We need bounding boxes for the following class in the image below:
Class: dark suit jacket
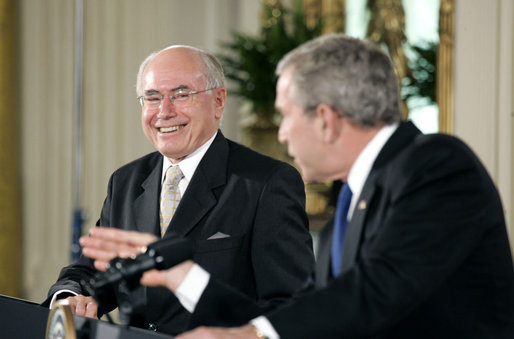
[44,131,315,335]
[192,122,514,338]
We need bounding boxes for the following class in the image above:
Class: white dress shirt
[346,123,399,219]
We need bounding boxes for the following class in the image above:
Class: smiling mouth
[159,125,185,133]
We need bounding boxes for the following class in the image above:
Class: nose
[158,96,177,118]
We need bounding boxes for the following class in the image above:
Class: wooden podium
[0,294,172,338]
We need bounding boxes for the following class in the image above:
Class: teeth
[160,125,183,133]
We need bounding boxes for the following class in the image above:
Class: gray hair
[276,33,402,128]
[136,45,225,96]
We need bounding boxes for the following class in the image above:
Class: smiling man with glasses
[43,45,315,336]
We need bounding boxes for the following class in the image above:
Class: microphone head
[146,235,193,270]
[83,234,194,309]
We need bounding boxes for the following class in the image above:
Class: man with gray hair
[140,34,514,338]
[43,45,315,336]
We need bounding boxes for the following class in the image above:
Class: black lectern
[0,294,172,339]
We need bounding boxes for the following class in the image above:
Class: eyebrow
[171,85,189,92]
[144,85,190,96]
[144,89,160,95]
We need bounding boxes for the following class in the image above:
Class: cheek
[280,117,297,138]
[141,110,154,127]
[290,120,308,145]
[278,122,288,143]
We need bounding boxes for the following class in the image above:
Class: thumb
[140,269,166,287]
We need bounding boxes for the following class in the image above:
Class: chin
[300,171,313,182]
[157,148,179,159]
[301,170,325,184]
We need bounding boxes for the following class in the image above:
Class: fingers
[176,325,257,339]
[176,326,218,339]
[80,227,159,265]
[140,269,167,287]
[140,260,194,292]
[65,295,98,319]
[93,259,110,272]
[81,244,118,262]
[80,234,141,258]
[89,227,158,247]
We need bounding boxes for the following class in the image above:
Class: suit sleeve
[267,136,509,338]
[189,278,265,328]
[251,162,315,306]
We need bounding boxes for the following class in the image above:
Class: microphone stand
[79,235,193,329]
[81,256,149,329]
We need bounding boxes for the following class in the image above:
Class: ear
[214,87,227,119]
[316,104,343,143]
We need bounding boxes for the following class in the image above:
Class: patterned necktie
[160,165,184,236]
[331,183,353,277]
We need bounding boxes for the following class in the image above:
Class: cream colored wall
[454,0,514,252]
[19,0,260,302]
[19,0,74,302]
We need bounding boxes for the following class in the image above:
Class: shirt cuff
[49,289,78,309]
[251,316,280,339]
[175,263,210,313]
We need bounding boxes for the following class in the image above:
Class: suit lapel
[166,131,228,237]
[134,155,163,235]
[340,176,377,273]
[315,216,335,288]
[339,121,421,273]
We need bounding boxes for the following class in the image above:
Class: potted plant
[218,1,343,218]
[218,0,328,158]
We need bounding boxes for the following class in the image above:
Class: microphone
[81,235,193,294]
[79,235,193,326]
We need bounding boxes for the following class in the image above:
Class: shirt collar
[347,123,398,217]
[161,131,218,183]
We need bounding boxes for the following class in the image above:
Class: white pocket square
[207,232,230,240]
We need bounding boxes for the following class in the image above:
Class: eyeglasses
[137,87,218,108]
